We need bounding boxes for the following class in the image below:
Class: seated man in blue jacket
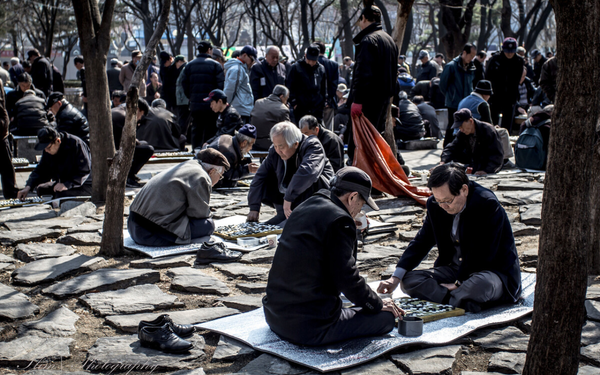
[378,163,521,312]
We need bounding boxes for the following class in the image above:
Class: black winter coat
[161,64,180,108]
[397,182,522,304]
[264,189,383,345]
[180,54,225,112]
[485,53,524,105]
[533,56,547,85]
[11,95,49,136]
[249,60,286,102]
[315,125,344,172]
[6,86,46,120]
[52,66,65,94]
[350,23,398,106]
[416,60,439,82]
[55,101,90,144]
[441,118,504,173]
[137,107,180,151]
[207,134,251,187]
[30,56,53,96]
[286,60,327,115]
[214,104,243,140]
[318,55,339,108]
[107,67,123,94]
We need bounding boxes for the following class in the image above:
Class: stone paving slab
[586,300,600,321]
[582,343,600,367]
[59,201,97,217]
[497,191,543,206]
[217,295,263,312]
[12,254,106,286]
[86,333,205,372]
[0,335,74,367]
[236,282,267,293]
[15,243,77,262]
[56,232,103,246]
[234,353,321,375]
[0,228,63,246]
[212,263,270,281]
[511,222,540,237]
[240,249,276,264]
[4,217,85,231]
[398,231,418,241]
[391,345,460,374]
[581,320,600,346]
[471,326,529,352]
[579,366,600,375]
[79,284,184,316]
[0,282,39,320]
[367,206,423,217]
[130,254,195,269]
[0,206,56,224]
[212,335,254,362]
[519,204,542,226]
[487,351,526,374]
[106,307,240,333]
[363,232,396,244]
[168,267,231,296]
[356,246,402,270]
[382,215,416,224]
[341,358,401,374]
[496,181,544,191]
[66,221,104,234]
[42,268,161,299]
[20,306,79,337]
[588,286,600,300]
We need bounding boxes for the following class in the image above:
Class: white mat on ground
[197,273,536,373]
[123,215,270,258]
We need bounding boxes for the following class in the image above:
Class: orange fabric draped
[352,114,431,206]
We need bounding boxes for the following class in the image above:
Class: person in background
[250,84,290,151]
[107,58,123,94]
[434,53,445,75]
[120,50,147,98]
[145,72,163,105]
[413,95,440,139]
[46,92,90,145]
[473,51,486,88]
[286,45,327,124]
[207,124,259,187]
[0,78,18,198]
[212,48,226,68]
[416,50,439,82]
[27,49,53,97]
[398,55,410,75]
[299,115,344,172]
[73,56,87,109]
[9,57,24,88]
[223,45,256,123]
[250,45,286,102]
[530,49,546,85]
[315,41,339,131]
[174,55,190,149]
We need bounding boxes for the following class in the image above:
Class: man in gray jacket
[250,85,290,151]
[224,45,256,122]
[128,148,230,246]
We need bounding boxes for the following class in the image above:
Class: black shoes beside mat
[138,314,196,353]
[194,241,242,266]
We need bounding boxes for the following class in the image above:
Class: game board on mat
[0,197,46,208]
[214,222,282,240]
[395,297,465,323]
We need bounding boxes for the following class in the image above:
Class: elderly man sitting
[247,121,334,225]
[250,84,290,151]
[299,115,344,172]
[207,124,260,188]
[128,148,230,247]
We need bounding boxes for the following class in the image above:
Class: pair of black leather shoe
[138,314,196,353]
[194,241,242,266]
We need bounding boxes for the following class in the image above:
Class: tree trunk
[186,0,195,60]
[522,0,600,373]
[300,0,311,54]
[374,0,393,33]
[391,0,416,49]
[340,0,354,59]
[400,10,412,55]
[100,0,172,257]
[478,0,489,50]
[589,142,600,275]
[72,0,118,203]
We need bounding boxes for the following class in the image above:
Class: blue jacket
[223,59,254,117]
[180,53,224,112]
[439,55,476,109]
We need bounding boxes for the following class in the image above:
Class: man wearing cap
[17,126,92,199]
[458,80,494,125]
[206,124,259,187]
[438,108,504,176]
[127,148,230,246]
[485,37,525,128]
[204,89,243,144]
[223,45,256,123]
[107,58,123,95]
[250,84,290,151]
[46,92,90,145]
[6,73,45,120]
[212,48,226,68]
[27,49,53,97]
[299,115,344,172]
[263,166,404,346]
[286,44,327,124]
[247,121,334,225]
[10,90,50,136]
[378,163,521,313]
[250,46,287,102]
[120,50,147,98]
[180,41,225,149]
[416,50,440,83]
[531,49,546,85]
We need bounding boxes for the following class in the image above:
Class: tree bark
[400,10,413,55]
[100,0,172,257]
[439,0,477,59]
[72,0,118,203]
[522,0,600,373]
[391,0,416,49]
[339,0,354,59]
[374,0,392,33]
[589,141,600,275]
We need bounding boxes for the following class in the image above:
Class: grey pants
[401,265,504,307]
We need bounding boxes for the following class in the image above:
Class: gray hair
[151,98,166,108]
[298,115,318,130]
[10,57,19,65]
[266,46,281,56]
[398,90,408,100]
[272,84,289,98]
[200,161,224,174]
[235,131,255,144]
[270,121,302,147]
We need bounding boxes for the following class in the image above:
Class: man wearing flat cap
[128,148,230,247]
[264,167,404,346]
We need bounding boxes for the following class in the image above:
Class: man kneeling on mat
[263,167,404,346]
[378,163,521,312]
[128,148,230,246]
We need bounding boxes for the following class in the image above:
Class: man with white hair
[250,84,291,151]
[250,46,287,102]
[8,57,24,87]
[247,121,334,225]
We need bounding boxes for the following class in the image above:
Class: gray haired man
[250,84,291,151]
[250,46,287,101]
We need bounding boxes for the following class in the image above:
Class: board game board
[154,152,194,158]
[11,158,30,166]
[394,297,465,323]
[214,222,282,240]
[0,197,45,208]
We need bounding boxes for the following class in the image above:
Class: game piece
[394,297,465,323]
[214,222,283,240]
[0,197,45,208]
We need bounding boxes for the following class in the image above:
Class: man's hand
[429,162,445,173]
[53,183,68,192]
[381,298,405,318]
[17,186,31,200]
[517,107,526,115]
[283,200,292,218]
[474,170,487,176]
[247,211,259,222]
[248,163,259,174]
[440,283,458,291]
[351,103,363,117]
[377,276,401,294]
[154,92,160,99]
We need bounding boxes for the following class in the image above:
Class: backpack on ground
[515,125,546,170]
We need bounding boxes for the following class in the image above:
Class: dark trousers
[176,105,191,148]
[347,99,389,163]
[491,101,516,132]
[130,142,154,179]
[241,115,251,124]
[443,107,458,148]
[128,211,215,247]
[190,109,218,150]
[36,183,93,199]
[0,137,18,199]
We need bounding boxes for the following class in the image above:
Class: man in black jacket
[46,92,90,144]
[27,49,53,97]
[6,73,46,120]
[207,124,259,187]
[299,115,344,172]
[348,5,398,160]
[378,164,521,312]
[286,45,327,124]
[10,90,49,136]
[137,104,181,152]
[17,126,92,199]
[394,91,426,141]
[416,50,440,82]
[247,121,334,225]
[204,89,243,144]
[250,46,286,102]
[438,109,504,175]
[107,58,123,95]
[530,49,546,85]
[0,79,18,198]
[264,167,403,346]
[180,41,225,149]
[315,41,339,130]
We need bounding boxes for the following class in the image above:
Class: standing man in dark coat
[299,115,344,172]
[315,41,339,130]
[378,164,521,312]
[0,81,18,198]
[415,50,440,82]
[348,5,398,161]
[264,167,403,346]
[286,45,327,124]
[27,49,53,97]
[180,41,225,149]
[250,46,286,102]
[530,49,547,85]
[485,38,525,129]
[107,58,123,95]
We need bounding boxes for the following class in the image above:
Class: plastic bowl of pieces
[237,237,259,248]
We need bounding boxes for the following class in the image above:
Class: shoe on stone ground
[138,314,195,338]
[126,177,144,188]
[503,160,517,169]
[138,323,193,353]
[194,241,242,266]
